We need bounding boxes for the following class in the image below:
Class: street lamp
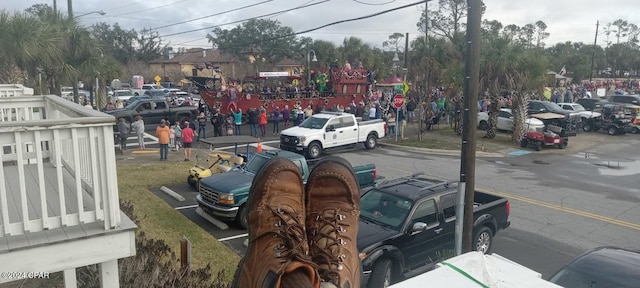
[307,49,318,86]
[74,10,106,19]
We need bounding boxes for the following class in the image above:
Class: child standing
[174,121,182,151]
[169,123,176,150]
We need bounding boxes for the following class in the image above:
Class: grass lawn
[117,161,240,282]
[385,126,517,152]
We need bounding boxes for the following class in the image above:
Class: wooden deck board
[61,225,86,239]
[0,236,7,251]
[43,228,68,243]
[40,165,62,217]
[2,166,23,223]
[24,230,49,247]
[5,234,29,250]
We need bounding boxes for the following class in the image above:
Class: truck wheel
[520,139,528,148]
[534,141,542,151]
[367,258,393,288]
[582,122,592,132]
[365,134,377,150]
[473,227,493,254]
[187,175,198,189]
[608,126,617,135]
[478,120,488,131]
[237,204,248,230]
[307,142,322,159]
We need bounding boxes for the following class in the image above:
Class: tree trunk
[484,95,501,139]
[511,92,529,143]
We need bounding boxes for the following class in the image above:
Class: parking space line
[218,233,248,242]
[175,204,198,210]
[479,188,640,231]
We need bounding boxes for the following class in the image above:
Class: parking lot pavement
[150,183,249,255]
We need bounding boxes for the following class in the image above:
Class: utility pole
[456,0,482,255]
[67,0,73,18]
[590,20,600,82]
[420,0,429,141]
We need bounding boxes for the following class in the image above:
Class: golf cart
[582,103,635,135]
[520,113,574,151]
[187,136,257,188]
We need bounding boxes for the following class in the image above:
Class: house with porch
[0,84,136,287]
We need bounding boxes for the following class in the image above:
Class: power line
[160,0,330,38]
[351,0,397,5]
[116,0,187,17]
[171,0,428,49]
[151,0,274,30]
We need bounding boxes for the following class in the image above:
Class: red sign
[393,94,404,108]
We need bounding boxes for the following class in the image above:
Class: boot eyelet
[337,264,344,271]
[337,226,346,233]
[337,214,346,221]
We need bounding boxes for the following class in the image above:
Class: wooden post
[181,236,192,274]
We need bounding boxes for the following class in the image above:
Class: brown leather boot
[305,157,361,288]
[232,157,320,288]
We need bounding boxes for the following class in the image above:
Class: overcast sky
[5,0,639,50]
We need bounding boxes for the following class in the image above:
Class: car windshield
[546,102,563,110]
[146,90,166,97]
[116,90,132,96]
[299,116,329,129]
[571,104,586,112]
[244,155,271,174]
[360,189,413,230]
[125,100,139,110]
[549,266,638,288]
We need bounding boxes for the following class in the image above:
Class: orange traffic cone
[256,138,263,152]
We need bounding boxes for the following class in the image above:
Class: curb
[380,142,505,158]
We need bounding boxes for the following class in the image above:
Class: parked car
[548,246,640,288]
[608,94,640,105]
[576,97,608,111]
[279,112,386,159]
[558,102,601,122]
[113,89,134,103]
[528,100,582,130]
[196,150,378,229]
[477,108,545,132]
[358,174,511,288]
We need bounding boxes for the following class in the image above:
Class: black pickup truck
[104,98,198,130]
[357,174,511,288]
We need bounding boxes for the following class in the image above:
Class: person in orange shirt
[156,119,171,161]
[258,109,268,137]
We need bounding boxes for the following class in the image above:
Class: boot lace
[255,206,311,263]
[309,209,351,284]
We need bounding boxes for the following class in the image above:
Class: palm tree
[479,35,524,139]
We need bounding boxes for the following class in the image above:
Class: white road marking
[114,132,158,148]
[175,204,198,210]
[218,233,249,242]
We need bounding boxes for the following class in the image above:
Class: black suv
[576,98,609,111]
[528,100,582,123]
[357,174,511,288]
[609,94,640,105]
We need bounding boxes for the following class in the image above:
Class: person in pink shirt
[181,121,195,161]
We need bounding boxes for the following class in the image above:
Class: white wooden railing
[0,95,120,237]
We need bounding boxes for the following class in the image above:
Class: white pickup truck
[132,84,166,96]
[279,112,386,159]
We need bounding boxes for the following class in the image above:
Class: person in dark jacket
[210,109,225,137]
[247,107,259,137]
[117,118,130,153]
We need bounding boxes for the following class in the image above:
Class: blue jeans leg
[160,144,168,159]
[250,124,257,136]
[235,124,241,135]
[198,126,205,140]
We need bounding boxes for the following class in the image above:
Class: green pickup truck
[196,150,378,229]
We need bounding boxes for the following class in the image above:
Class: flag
[205,62,213,70]
[196,65,204,71]
[212,66,221,73]
[559,65,567,76]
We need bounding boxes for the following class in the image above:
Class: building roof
[151,48,236,64]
